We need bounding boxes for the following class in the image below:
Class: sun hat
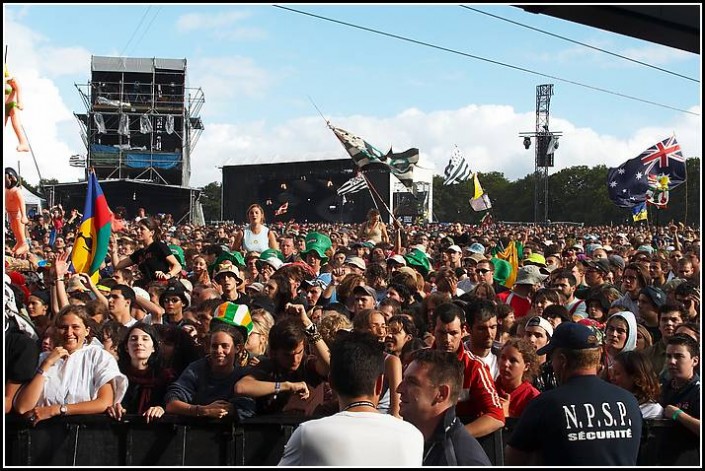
[213,260,244,284]
[404,248,431,276]
[300,232,332,263]
[514,265,548,285]
[524,253,547,267]
[260,248,285,262]
[159,282,190,307]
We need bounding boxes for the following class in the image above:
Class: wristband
[274,381,282,399]
[36,367,46,376]
[672,409,683,421]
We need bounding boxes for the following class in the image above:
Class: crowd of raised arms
[5,203,701,466]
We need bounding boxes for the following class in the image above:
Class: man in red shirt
[497,265,548,318]
[431,303,504,438]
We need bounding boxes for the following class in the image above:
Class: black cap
[537,322,602,356]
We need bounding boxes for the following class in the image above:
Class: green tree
[200,181,222,222]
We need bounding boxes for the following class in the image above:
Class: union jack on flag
[639,135,685,175]
[606,135,686,208]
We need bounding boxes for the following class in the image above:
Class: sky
[3,4,701,189]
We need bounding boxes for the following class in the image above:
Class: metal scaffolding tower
[519,84,562,224]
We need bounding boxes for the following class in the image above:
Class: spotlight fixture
[280,183,287,190]
[553,139,559,150]
[326,179,333,188]
[523,137,531,150]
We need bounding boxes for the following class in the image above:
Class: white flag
[469,173,492,211]
[443,146,472,185]
[337,174,368,196]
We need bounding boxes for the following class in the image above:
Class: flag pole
[360,171,402,228]
[308,96,331,128]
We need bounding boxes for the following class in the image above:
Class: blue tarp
[90,144,180,169]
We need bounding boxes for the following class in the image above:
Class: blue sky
[4,4,701,187]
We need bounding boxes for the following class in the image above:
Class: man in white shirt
[278,331,423,466]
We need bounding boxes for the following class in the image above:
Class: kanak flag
[71,171,112,283]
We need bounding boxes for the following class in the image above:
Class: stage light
[523,137,531,150]
[281,183,287,190]
[326,180,333,188]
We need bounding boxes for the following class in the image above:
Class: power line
[273,5,699,117]
[128,6,162,56]
[121,6,152,57]
[460,5,699,83]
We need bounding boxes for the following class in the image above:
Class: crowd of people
[4,203,701,465]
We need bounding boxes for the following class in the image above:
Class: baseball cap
[537,322,602,356]
[525,316,554,339]
[640,286,666,307]
[305,272,332,290]
[445,245,462,253]
[344,256,367,271]
[386,254,407,266]
[353,285,377,299]
[246,282,264,294]
[468,243,485,254]
[581,258,611,275]
[608,254,626,270]
[464,253,486,263]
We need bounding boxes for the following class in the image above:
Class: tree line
[25,158,699,226]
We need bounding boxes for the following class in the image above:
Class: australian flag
[607,135,686,208]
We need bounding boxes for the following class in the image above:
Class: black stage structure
[44,56,205,224]
[222,159,394,224]
[45,180,201,226]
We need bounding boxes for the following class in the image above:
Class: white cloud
[187,104,701,187]
[176,10,253,32]
[620,45,693,66]
[188,56,273,114]
[6,10,700,201]
[4,13,89,184]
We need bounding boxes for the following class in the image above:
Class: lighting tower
[519,84,562,224]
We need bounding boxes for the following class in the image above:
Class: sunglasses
[163,297,182,304]
[475,269,492,275]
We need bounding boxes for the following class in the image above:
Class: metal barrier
[4,414,698,466]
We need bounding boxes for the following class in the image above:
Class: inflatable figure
[5,167,29,256]
[5,65,29,152]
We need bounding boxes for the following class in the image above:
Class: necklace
[341,400,376,412]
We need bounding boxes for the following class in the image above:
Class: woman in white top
[610,350,664,419]
[233,204,279,253]
[358,208,389,245]
[14,304,128,424]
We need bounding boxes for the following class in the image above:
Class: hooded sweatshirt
[604,311,638,370]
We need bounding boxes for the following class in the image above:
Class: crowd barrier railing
[4,414,698,466]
